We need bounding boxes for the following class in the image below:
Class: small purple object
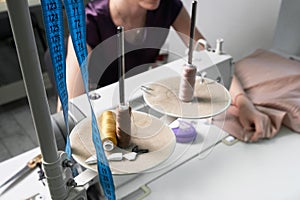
[172,120,197,143]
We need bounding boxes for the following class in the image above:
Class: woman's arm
[65,36,88,99]
[56,36,92,111]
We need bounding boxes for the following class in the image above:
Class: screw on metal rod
[66,178,77,187]
[62,159,74,168]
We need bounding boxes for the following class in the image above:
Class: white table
[0,148,51,199]
[144,126,300,200]
[1,127,299,199]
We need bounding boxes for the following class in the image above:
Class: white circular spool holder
[70,111,176,174]
[142,76,231,119]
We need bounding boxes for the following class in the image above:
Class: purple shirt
[85,0,182,87]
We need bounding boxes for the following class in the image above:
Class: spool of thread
[116,105,132,148]
[179,64,197,102]
[97,111,118,151]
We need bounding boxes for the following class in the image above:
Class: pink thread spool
[116,105,131,148]
[179,64,197,102]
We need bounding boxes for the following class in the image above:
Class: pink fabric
[214,49,300,140]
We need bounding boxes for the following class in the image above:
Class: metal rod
[188,0,197,65]
[117,26,125,106]
[6,0,68,199]
[6,0,58,163]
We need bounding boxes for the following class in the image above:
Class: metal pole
[188,0,197,65]
[6,0,58,165]
[117,26,125,106]
[6,0,69,199]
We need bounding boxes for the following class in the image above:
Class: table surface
[0,148,51,199]
[145,126,300,200]
[1,127,299,199]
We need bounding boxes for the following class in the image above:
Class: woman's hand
[236,94,272,142]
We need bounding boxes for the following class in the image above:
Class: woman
[65,0,207,101]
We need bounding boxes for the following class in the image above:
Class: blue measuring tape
[40,0,115,199]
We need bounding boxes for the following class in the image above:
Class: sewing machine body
[69,49,233,199]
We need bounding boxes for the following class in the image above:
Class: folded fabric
[214,49,300,140]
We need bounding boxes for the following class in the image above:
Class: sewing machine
[67,47,233,199]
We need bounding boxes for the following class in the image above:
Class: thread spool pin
[215,38,224,55]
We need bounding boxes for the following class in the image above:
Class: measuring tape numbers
[41,0,116,199]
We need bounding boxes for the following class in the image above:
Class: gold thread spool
[97,110,118,151]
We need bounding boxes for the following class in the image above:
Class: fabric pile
[214,49,300,140]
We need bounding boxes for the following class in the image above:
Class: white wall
[168,0,282,62]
